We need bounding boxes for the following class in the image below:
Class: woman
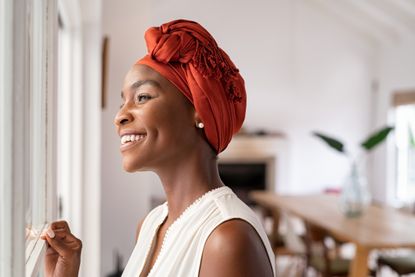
[42,19,275,276]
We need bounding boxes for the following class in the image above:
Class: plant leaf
[312,132,345,153]
[361,126,394,151]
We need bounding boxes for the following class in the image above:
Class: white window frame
[0,0,58,276]
[56,0,84,238]
[1,0,101,275]
[55,0,102,276]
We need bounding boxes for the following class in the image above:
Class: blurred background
[56,0,415,276]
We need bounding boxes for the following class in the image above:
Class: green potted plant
[312,126,394,217]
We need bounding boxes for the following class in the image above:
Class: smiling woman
[44,19,276,277]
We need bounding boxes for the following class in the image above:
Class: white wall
[101,0,378,275]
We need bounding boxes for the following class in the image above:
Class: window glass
[0,0,9,273]
[395,104,415,202]
[29,0,47,230]
[25,0,49,267]
[57,21,70,220]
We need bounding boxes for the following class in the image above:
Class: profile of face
[114,64,200,172]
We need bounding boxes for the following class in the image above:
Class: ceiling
[309,0,415,43]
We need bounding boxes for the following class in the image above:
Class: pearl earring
[196,122,204,129]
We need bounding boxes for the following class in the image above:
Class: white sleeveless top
[122,186,276,276]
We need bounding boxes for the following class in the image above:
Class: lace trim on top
[143,186,228,276]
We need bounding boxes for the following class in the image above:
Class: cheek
[140,104,174,129]
[146,102,194,143]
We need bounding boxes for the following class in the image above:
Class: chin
[123,166,136,173]
[122,160,139,172]
[122,159,150,173]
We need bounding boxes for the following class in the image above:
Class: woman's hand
[40,221,82,277]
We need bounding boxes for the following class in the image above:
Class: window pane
[26,0,47,260]
[0,0,11,275]
[24,0,33,240]
[30,0,46,228]
[57,24,70,220]
[395,104,415,202]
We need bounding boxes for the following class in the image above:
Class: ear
[193,111,202,124]
[193,112,204,129]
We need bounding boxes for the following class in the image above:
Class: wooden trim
[392,89,415,106]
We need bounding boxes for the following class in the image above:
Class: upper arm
[135,218,145,242]
[199,219,274,277]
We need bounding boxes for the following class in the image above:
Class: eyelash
[136,94,152,103]
[119,93,152,109]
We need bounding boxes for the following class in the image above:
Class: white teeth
[120,134,146,145]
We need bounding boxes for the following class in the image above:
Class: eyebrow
[121,80,161,99]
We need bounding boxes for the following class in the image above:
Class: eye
[119,103,124,109]
[136,93,152,103]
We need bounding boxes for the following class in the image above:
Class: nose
[114,104,133,127]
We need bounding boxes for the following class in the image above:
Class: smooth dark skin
[40,221,82,277]
[43,64,273,276]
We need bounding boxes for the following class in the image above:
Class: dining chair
[303,222,351,277]
[375,201,415,276]
[260,206,306,276]
[376,251,415,276]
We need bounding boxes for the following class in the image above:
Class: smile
[119,133,147,151]
[120,134,146,144]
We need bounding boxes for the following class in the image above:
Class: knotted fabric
[136,19,246,153]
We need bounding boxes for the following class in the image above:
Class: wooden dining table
[250,191,415,277]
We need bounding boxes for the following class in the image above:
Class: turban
[136,19,246,153]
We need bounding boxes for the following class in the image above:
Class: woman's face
[114,64,197,172]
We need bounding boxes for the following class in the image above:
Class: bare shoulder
[199,219,274,277]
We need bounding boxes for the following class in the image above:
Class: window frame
[55,1,103,275]
[389,90,415,205]
[1,0,102,275]
[0,0,58,276]
[0,0,29,275]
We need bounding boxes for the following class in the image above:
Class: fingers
[50,220,71,233]
[40,221,82,258]
[44,233,82,257]
[41,221,81,277]
[40,228,56,240]
[40,220,71,240]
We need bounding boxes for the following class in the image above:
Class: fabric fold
[136,19,246,153]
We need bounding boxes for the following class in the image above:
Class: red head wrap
[136,19,246,153]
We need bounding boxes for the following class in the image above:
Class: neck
[154,148,223,223]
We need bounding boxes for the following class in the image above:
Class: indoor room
[1,0,415,276]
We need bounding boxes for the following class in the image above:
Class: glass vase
[339,162,371,217]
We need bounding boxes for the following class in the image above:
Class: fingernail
[47,229,55,238]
